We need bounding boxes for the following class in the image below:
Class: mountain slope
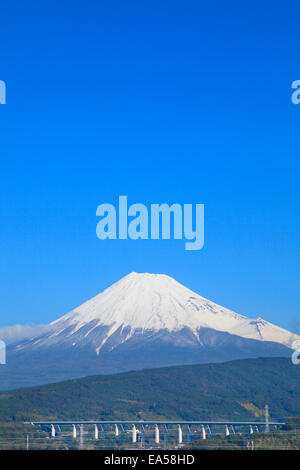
[1,358,300,422]
[30,272,297,351]
[1,272,298,389]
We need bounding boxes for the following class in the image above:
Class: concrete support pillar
[155,425,160,444]
[225,425,230,436]
[206,425,212,437]
[115,424,120,437]
[132,425,137,443]
[141,425,145,444]
[163,425,168,446]
[178,425,183,444]
[94,425,99,440]
[249,425,254,435]
[79,425,84,450]
[201,424,206,440]
[72,424,77,439]
[51,424,56,438]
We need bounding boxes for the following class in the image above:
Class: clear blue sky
[0,1,299,332]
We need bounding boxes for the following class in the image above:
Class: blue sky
[0,1,299,332]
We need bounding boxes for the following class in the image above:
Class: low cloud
[0,324,52,344]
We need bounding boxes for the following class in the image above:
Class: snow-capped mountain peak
[7,272,298,389]
[48,272,297,349]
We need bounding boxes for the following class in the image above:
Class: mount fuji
[1,272,298,390]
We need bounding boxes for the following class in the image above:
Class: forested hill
[1,357,299,422]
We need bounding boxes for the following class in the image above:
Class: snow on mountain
[45,272,297,351]
[3,272,298,390]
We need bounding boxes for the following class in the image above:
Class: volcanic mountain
[1,272,298,390]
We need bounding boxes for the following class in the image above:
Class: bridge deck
[26,420,284,426]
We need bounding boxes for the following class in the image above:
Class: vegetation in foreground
[2,417,300,450]
[1,357,300,449]
[185,416,300,450]
[0,357,300,422]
